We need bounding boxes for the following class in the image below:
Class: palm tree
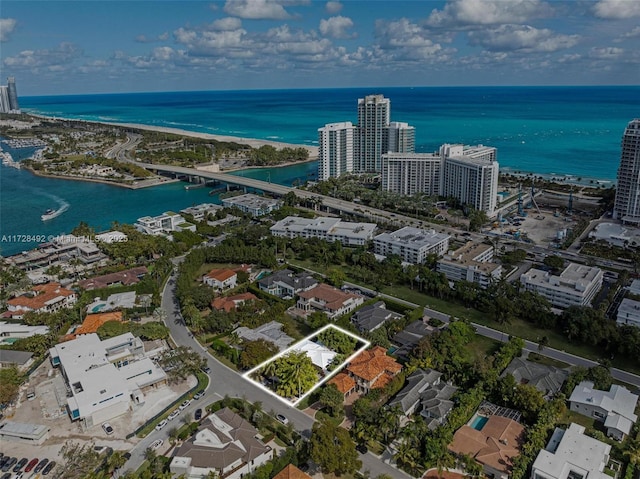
[168,426,179,445]
[143,447,157,462]
[394,440,420,473]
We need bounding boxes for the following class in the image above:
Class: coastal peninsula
[0,114,318,189]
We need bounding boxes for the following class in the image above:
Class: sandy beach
[30,114,319,159]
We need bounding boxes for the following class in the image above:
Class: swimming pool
[91,303,106,313]
[470,415,489,430]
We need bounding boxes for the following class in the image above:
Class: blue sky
[1,0,639,96]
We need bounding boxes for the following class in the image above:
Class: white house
[49,333,167,428]
[296,283,364,319]
[134,211,196,236]
[616,298,640,328]
[203,269,237,291]
[569,381,638,440]
[531,423,611,479]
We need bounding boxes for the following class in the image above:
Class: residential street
[121,272,412,479]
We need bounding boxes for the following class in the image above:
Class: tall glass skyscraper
[7,77,19,111]
[614,119,640,224]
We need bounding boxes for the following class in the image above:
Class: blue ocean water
[21,86,640,180]
[2,86,638,256]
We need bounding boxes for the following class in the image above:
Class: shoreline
[24,166,182,189]
[29,113,320,158]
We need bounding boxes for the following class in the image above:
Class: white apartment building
[440,144,499,215]
[437,242,502,289]
[616,298,640,328]
[134,211,196,236]
[520,263,603,309]
[318,122,356,181]
[381,153,442,196]
[613,119,640,224]
[221,194,281,217]
[531,423,611,479]
[49,333,167,428]
[270,216,377,246]
[374,227,450,264]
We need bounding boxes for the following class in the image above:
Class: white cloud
[426,0,553,27]
[593,0,640,19]
[319,16,355,39]
[325,1,342,14]
[3,42,82,69]
[0,18,17,42]
[468,24,580,52]
[589,46,624,59]
[135,32,170,43]
[374,19,451,62]
[224,0,292,20]
[621,26,640,38]
[211,17,243,31]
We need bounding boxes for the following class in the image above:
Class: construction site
[486,182,602,247]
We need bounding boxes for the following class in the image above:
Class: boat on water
[42,208,62,221]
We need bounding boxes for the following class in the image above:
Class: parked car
[168,410,180,420]
[356,444,368,454]
[42,461,56,475]
[179,399,191,410]
[275,414,288,425]
[123,452,131,460]
[14,458,28,472]
[193,391,204,400]
[150,439,163,450]
[156,419,168,431]
[1,472,11,479]
[34,458,49,474]
[25,459,39,473]
[194,408,202,420]
[102,422,114,435]
[201,366,211,373]
[1,457,16,472]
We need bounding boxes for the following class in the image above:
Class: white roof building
[271,216,377,246]
[520,263,603,309]
[531,423,611,479]
[437,241,502,289]
[0,321,50,340]
[49,333,167,428]
[221,194,281,217]
[569,381,638,440]
[374,226,450,263]
[616,298,640,328]
[134,211,196,236]
[291,339,337,371]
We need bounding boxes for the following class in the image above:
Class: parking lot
[1,359,196,468]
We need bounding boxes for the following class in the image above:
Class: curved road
[122,270,411,479]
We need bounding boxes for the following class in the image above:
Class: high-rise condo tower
[614,119,640,224]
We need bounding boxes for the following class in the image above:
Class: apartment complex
[519,263,603,309]
[439,144,499,214]
[381,153,442,196]
[374,226,450,263]
[437,242,502,288]
[318,95,415,178]
[617,298,640,328]
[531,423,611,479]
[221,194,281,217]
[613,119,640,224]
[318,122,356,181]
[49,333,167,428]
[270,216,377,246]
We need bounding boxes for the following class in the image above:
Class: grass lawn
[558,410,596,430]
[366,439,385,455]
[468,334,502,359]
[527,352,571,369]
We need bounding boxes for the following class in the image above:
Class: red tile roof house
[211,293,258,313]
[295,283,364,319]
[203,268,238,291]
[448,415,525,479]
[78,266,148,290]
[7,282,77,319]
[330,346,402,397]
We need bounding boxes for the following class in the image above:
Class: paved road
[122,271,413,478]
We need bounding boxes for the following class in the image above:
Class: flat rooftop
[375,226,450,249]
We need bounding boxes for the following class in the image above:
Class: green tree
[0,367,22,405]
[56,441,103,479]
[239,339,278,369]
[319,383,344,417]
[310,422,361,475]
[273,351,317,398]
